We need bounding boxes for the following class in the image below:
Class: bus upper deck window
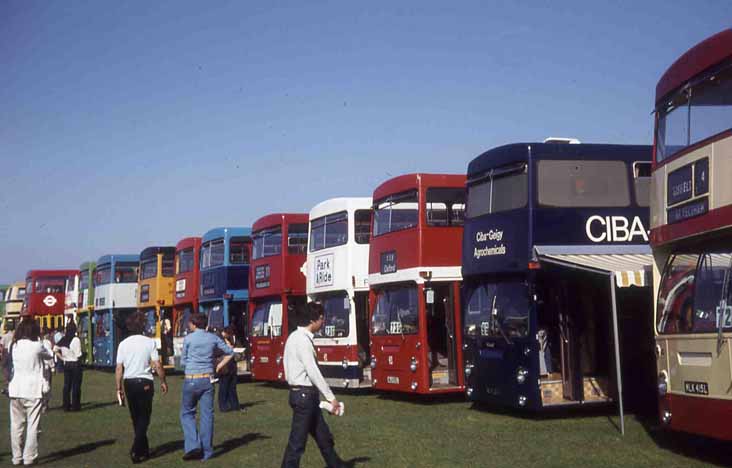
[287,224,308,254]
[229,237,251,264]
[538,160,630,208]
[633,161,651,207]
[426,188,465,227]
[354,210,371,244]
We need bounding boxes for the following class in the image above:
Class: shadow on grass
[150,433,270,460]
[38,438,116,464]
[239,400,265,410]
[47,401,117,412]
[375,391,467,406]
[640,420,732,467]
[469,400,622,421]
[343,456,371,467]
[214,432,270,457]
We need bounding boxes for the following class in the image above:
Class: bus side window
[633,161,651,208]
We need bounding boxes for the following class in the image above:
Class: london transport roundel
[43,295,57,307]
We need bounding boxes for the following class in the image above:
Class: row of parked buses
[1,29,730,442]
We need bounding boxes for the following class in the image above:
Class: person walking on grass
[180,313,234,462]
[116,311,168,464]
[217,326,240,412]
[281,302,345,468]
[53,321,83,411]
[8,317,53,466]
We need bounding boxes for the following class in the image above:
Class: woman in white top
[8,317,53,466]
[53,321,83,411]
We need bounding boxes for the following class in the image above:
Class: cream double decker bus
[651,29,732,440]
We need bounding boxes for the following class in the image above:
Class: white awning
[534,245,653,288]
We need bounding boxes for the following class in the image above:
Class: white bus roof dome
[543,137,581,144]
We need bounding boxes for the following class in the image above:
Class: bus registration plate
[386,376,400,385]
[684,381,709,395]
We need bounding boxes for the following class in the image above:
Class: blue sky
[0,1,729,281]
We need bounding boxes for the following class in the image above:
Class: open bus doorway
[354,291,371,371]
[535,264,654,411]
[425,283,459,389]
[537,268,612,405]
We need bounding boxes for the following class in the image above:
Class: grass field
[0,370,730,467]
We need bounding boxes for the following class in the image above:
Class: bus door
[354,291,371,370]
[556,280,583,402]
[426,283,457,388]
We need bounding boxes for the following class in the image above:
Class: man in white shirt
[281,302,344,468]
[116,311,168,464]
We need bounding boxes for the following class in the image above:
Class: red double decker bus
[369,174,467,394]
[249,213,309,382]
[24,269,79,330]
[651,29,732,440]
[173,236,202,370]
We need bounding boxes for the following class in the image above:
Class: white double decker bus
[306,197,372,388]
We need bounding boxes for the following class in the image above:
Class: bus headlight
[466,387,474,398]
[277,372,283,380]
[465,364,473,377]
[250,356,256,364]
[410,357,417,372]
[661,410,672,424]
[516,367,529,384]
[411,381,418,391]
[518,395,527,407]
[658,373,668,396]
[370,356,377,369]
[276,355,282,365]
[342,359,348,370]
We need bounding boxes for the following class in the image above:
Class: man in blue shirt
[180,313,234,461]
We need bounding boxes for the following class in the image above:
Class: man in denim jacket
[179,313,234,461]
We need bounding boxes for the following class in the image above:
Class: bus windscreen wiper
[491,296,512,345]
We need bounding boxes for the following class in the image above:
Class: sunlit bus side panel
[199,227,252,375]
[1,281,25,333]
[307,198,372,389]
[368,174,466,395]
[249,214,308,383]
[173,237,201,371]
[24,270,79,324]
[137,246,176,366]
[650,29,732,440]
[92,254,139,367]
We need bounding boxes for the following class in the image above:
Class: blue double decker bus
[92,254,140,367]
[199,227,252,371]
[462,141,655,419]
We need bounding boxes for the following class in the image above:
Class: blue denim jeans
[180,378,215,459]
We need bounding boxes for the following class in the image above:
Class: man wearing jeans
[116,311,168,464]
[281,302,344,468]
[179,313,233,461]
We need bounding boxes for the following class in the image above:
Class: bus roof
[309,197,372,220]
[202,227,252,243]
[26,269,78,279]
[467,143,651,179]
[253,213,309,232]
[656,28,732,104]
[140,246,175,260]
[96,254,140,266]
[79,261,95,271]
[176,237,202,251]
[372,173,465,202]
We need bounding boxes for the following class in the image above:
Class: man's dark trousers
[124,378,155,458]
[281,388,342,468]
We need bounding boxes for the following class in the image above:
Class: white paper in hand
[319,401,345,416]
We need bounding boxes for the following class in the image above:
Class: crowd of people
[1,302,345,467]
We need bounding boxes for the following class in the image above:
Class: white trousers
[10,398,43,465]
